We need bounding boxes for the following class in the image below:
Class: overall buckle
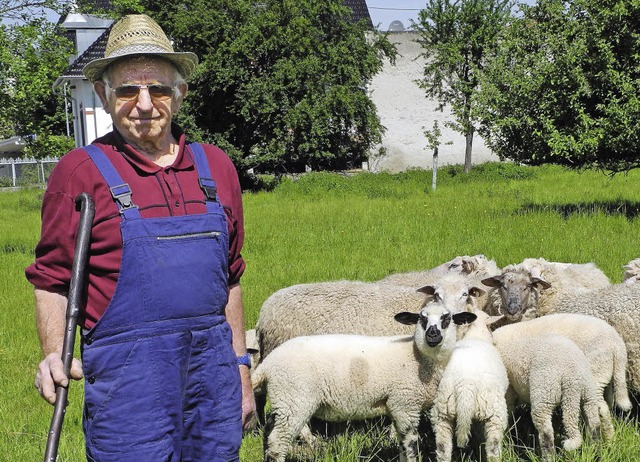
[110,183,136,209]
[199,178,217,201]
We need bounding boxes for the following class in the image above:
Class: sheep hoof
[561,437,582,451]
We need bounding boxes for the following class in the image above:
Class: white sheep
[251,302,477,462]
[430,310,509,462]
[492,328,614,459]
[488,313,631,412]
[255,274,486,361]
[481,258,610,321]
[622,257,640,284]
[550,283,640,395]
[379,254,500,288]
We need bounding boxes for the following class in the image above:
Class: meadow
[2,162,640,461]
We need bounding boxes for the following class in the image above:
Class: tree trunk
[464,128,474,173]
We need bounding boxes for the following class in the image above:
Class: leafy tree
[0,0,67,23]
[416,0,514,172]
[106,0,396,176]
[0,19,74,157]
[476,0,640,173]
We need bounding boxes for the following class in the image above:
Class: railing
[0,157,59,187]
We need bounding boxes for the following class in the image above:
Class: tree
[107,0,396,177]
[476,0,640,173]
[0,19,74,157]
[0,0,66,22]
[416,0,514,172]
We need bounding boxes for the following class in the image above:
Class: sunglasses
[110,84,175,101]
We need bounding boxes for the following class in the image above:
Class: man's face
[94,57,187,149]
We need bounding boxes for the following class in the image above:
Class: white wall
[368,31,498,172]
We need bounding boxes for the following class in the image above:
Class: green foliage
[23,133,75,159]
[416,0,514,170]
[0,20,73,142]
[107,0,396,175]
[476,0,640,173]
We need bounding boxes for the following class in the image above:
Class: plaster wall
[368,31,499,172]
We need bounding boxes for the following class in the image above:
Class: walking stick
[43,192,94,462]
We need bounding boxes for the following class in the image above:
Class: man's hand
[239,366,257,431]
[35,352,83,404]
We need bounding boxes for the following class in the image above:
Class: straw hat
[83,14,199,82]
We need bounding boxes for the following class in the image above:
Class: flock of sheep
[245,255,640,462]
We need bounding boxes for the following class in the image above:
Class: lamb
[430,310,509,462]
[549,283,640,394]
[255,273,486,361]
[492,327,613,459]
[251,301,477,462]
[379,254,500,288]
[481,258,611,321]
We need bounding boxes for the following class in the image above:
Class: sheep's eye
[419,314,428,329]
[462,292,469,297]
[434,293,442,301]
[441,313,451,329]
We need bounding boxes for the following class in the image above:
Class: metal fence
[0,157,59,187]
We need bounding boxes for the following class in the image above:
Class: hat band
[107,44,175,59]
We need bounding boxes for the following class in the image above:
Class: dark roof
[344,0,373,28]
[59,26,111,80]
[59,1,373,81]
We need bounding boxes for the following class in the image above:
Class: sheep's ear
[468,286,486,298]
[531,277,551,290]
[460,256,477,274]
[416,285,436,295]
[481,276,502,287]
[486,315,506,330]
[452,312,477,325]
[395,312,420,325]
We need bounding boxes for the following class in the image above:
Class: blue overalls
[80,144,242,461]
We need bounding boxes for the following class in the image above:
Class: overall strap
[83,145,141,220]
[189,143,220,213]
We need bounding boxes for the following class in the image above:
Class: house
[53,1,497,172]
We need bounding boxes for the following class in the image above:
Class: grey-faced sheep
[481,258,610,321]
[492,329,614,460]
[251,302,477,462]
[379,254,500,288]
[430,310,509,462]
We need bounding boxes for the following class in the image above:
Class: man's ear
[93,81,110,113]
[173,82,188,114]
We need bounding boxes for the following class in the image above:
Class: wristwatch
[237,353,252,368]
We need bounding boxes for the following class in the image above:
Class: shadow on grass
[517,200,640,220]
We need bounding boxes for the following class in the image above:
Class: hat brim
[83,51,199,83]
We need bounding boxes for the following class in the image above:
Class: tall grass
[2,163,640,461]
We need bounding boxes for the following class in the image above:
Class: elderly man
[26,14,255,461]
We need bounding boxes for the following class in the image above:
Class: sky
[365,0,538,32]
[365,0,423,31]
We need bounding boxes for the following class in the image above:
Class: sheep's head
[416,274,486,315]
[481,270,551,321]
[395,302,477,352]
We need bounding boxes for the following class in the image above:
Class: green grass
[3,163,640,461]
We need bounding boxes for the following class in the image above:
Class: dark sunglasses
[110,84,175,101]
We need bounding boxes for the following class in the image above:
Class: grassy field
[2,162,640,461]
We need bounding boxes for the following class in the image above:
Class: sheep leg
[558,388,583,451]
[264,400,318,462]
[484,414,506,462]
[432,415,454,462]
[530,401,556,460]
[392,411,421,462]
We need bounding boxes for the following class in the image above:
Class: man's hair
[101,55,186,101]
